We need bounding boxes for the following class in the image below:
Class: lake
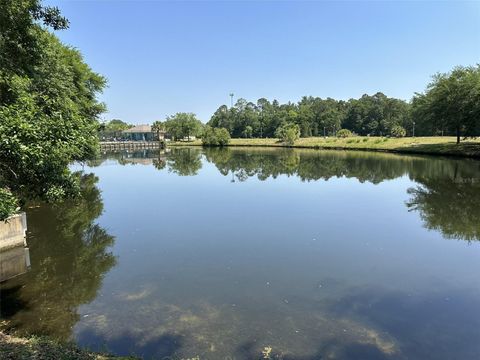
[1,147,480,359]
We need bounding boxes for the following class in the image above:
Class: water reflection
[1,148,479,359]
[407,177,480,242]
[0,173,116,339]
[159,147,480,242]
[0,247,30,282]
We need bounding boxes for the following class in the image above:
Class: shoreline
[166,136,480,159]
[0,331,136,359]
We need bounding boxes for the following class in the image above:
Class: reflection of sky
[73,151,480,359]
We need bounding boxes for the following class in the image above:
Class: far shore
[166,136,480,159]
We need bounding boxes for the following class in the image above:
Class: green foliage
[207,93,412,139]
[202,126,231,146]
[390,125,407,138]
[275,123,300,146]
[336,129,353,138]
[0,1,106,210]
[151,120,164,132]
[243,125,253,138]
[164,113,203,141]
[412,65,480,143]
[0,188,19,220]
[103,119,131,132]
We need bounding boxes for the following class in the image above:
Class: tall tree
[164,112,203,141]
[412,65,480,143]
[0,0,106,218]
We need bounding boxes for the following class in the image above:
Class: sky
[47,0,480,124]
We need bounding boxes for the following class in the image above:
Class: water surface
[2,147,480,359]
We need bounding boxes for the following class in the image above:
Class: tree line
[104,65,479,147]
[208,66,480,143]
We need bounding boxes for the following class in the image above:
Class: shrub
[275,123,300,146]
[202,126,230,146]
[0,188,19,221]
[390,125,407,138]
[336,129,353,138]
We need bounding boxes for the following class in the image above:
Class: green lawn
[167,136,480,158]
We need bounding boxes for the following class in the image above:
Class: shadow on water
[0,173,117,340]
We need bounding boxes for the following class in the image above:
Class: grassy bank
[168,136,480,158]
[0,332,136,360]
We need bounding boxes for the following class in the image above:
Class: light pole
[229,93,234,108]
[412,121,416,137]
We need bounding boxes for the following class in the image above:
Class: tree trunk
[456,126,460,144]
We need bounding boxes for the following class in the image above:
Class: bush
[0,188,19,221]
[275,123,300,146]
[202,126,230,146]
[336,129,352,138]
[390,125,407,138]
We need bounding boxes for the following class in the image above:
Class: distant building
[122,125,155,141]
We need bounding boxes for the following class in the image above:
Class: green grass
[0,332,137,360]
[167,137,480,158]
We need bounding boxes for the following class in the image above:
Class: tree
[412,65,480,143]
[0,1,106,219]
[390,125,406,138]
[275,123,300,146]
[164,113,203,141]
[104,119,131,132]
[152,120,165,140]
[202,126,230,146]
[336,129,352,138]
[343,93,409,136]
[243,125,253,138]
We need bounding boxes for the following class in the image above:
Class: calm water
[2,147,480,359]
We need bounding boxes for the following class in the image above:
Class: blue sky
[48,1,480,124]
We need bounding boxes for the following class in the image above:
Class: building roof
[123,124,152,133]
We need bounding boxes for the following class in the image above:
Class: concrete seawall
[0,212,30,282]
[0,212,27,251]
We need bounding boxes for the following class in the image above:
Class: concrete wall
[0,213,29,282]
[0,212,27,251]
[0,246,30,282]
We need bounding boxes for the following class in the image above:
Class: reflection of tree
[166,148,202,176]
[204,147,416,183]
[407,178,480,242]
[0,173,117,339]
[204,147,480,242]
